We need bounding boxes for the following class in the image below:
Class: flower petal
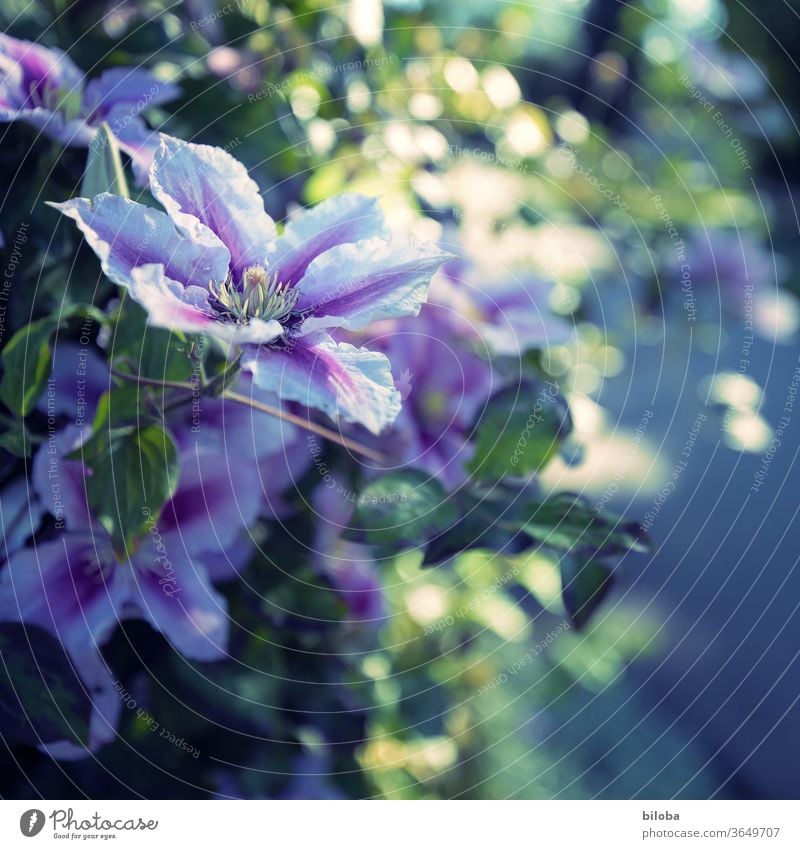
[0,533,130,656]
[131,546,229,661]
[0,34,83,108]
[106,109,164,188]
[51,194,230,288]
[150,135,276,276]
[270,193,389,284]
[243,333,401,434]
[294,238,450,335]
[157,442,263,556]
[32,426,93,530]
[40,647,122,760]
[83,67,179,117]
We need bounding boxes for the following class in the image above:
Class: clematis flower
[431,247,573,357]
[0,33,179,184]
[52,135,450,433]
[0,425,262,664]
[367,307,495,489]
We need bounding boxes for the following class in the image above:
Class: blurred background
[1,0,799,799]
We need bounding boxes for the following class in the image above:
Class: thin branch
[109,367,197,393]
[223,390,386,463]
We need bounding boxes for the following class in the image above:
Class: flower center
[208,265,299,326]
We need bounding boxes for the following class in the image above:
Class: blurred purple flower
[677,229,777,318]
[53,135,450,433]
[0,33,179,184]
[431,250,573,357]
[369,307,495,489]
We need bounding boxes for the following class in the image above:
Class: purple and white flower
[53,135,450,434]
[368,307,496,488]
[0,425,261,665]
[0,34,179,183]
[431,249,573,357]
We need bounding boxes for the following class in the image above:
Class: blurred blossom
[369,308,495,488]
[0,34,179,184]
[434,250,573,356]
[683,229,776,314]
[686,40,766,102]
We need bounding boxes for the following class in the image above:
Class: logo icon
[19,810,45,837]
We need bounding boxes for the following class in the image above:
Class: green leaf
[83,424,179,557]
[0,414,34,457]
[81,121,130,199]
[466,380,571,481]
[0,623,93,746]
[344,469,456,553]
[519,494,650,557]
[109,297,196,383]
[0,317,59,416]
[560,556,614,630]
[0,305,105,417]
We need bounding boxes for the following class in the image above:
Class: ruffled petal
[150,135,276,276]
[270,193,388,284]
[294,238,450,335]
[243,333,401,434]
[51,194,230,288]
[40,646,122,760]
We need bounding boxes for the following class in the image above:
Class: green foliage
[80,122,130,200]
[80,424,179,558]
[519,494,650,557]
[0,623,92,746]
[345,469,456,554]
[467,380,571,481]
[559,556,615,630]
[0,316,59,416]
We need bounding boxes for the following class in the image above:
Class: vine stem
[223,390,386,463]
[109,366,387,463]
[109,367,196,392]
